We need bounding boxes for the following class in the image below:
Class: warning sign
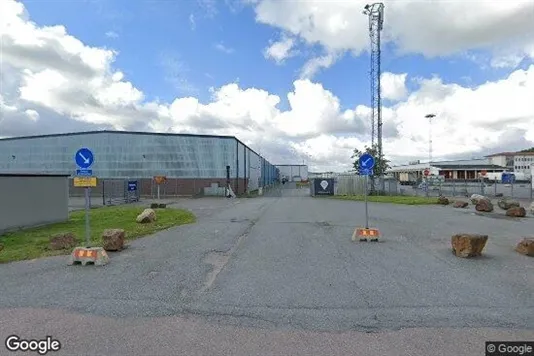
[73,177,97,187]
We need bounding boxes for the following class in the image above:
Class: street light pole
[425,114,436,169]
[425,114,436,197]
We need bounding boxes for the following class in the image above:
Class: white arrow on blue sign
[359,153,375,170]
[75,148,94,169]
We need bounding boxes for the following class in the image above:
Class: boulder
[475,199,493,212]
[136,208,156,223]
[470,194,486,204]
[102,229,125,251]
[437,196,450,205]
[515,238,534,257]
[497,199,520,210]
[506,206,526,217]
[453,200,469,208]
[49,232,77,250]
[451,233,488,258]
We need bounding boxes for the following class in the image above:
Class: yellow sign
[73,177,97,187]
[154,176,166,184]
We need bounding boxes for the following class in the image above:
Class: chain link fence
[310,174,533,201]
[407,178,533,200]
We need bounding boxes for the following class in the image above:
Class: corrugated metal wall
[0,131,279,195]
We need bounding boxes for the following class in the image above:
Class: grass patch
[330,195,439,205]
[296,181,310,187]
[0,206,196,264]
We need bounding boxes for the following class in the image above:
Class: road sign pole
[84,187,91,248]
[157,184,160,200]
[365,174,369,229]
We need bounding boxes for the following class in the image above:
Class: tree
[519,147,534,153]
[351,144,390,177]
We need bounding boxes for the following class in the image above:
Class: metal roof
[485,152,516,157]
[0,130,237,141]
[432,164,507,170]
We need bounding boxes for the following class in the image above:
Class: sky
[0,0,533,172]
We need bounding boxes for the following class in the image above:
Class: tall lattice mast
[363,3,384,165]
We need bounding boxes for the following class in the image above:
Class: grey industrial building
[0,131,279,197]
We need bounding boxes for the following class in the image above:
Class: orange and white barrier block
[352,227,380,242]
[68,247,109,266]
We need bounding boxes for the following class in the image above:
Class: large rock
[102,229,126,251]
[453,200,469,208]
[498,199,520,210]
[515,238,534,257]
[49,232,77,250]
[136,208,156,223]
[506,206,526,217]
[437,196,449,205]
[451,233,488,258]
[475,199,493,212]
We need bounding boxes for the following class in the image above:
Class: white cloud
[189,14,196,30]
[263,35,296,63]
[214,42,235,54]
[381,72,408,101]
[1,0,533,172]
[300,53,340,79]
[251,0,534,71]
[105,31,119,39]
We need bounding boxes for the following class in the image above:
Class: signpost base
[352,227,381,242]
[68,247,109,266]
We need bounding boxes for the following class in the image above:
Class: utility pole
[363,3,385,193]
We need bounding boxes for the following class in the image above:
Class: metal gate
[102,179,140,206]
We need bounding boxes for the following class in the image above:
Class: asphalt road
[1,184,533,355]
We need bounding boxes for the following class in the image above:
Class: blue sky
[21,0,519,109]
[2,0,534,170]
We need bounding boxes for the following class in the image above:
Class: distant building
[275,165,308,182]
[388,148,534,184]
[484,152,515,171]
[512,151,534,178]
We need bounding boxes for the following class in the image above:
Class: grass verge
[330,195,439,205]
[0,206,196,263]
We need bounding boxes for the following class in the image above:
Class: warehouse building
[0,131,279,197]
[388,158,509,184]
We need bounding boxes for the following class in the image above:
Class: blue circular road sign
[359,153,375,170]
[75,148,94,169]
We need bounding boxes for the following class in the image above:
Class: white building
[513,152,534,178]
[485,152,515,170]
